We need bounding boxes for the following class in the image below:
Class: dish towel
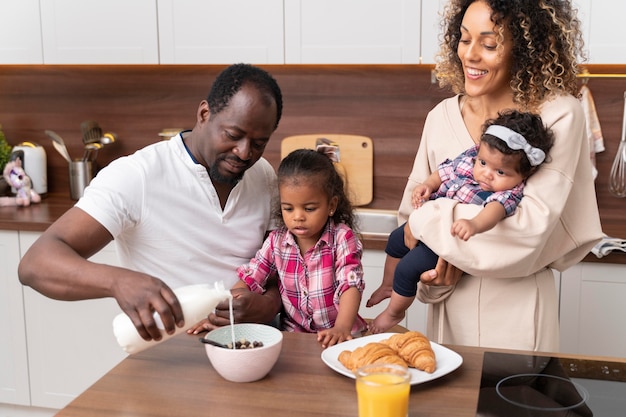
[579,84,605,179]
[591,234,626,258]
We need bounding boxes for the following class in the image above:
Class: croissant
[382,331,436,373]
[338,342,408,371]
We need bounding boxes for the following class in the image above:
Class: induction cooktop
[476,351,626,416]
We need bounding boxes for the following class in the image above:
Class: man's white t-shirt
[76,133,277,289]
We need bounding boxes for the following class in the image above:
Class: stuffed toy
[0,157,41,207]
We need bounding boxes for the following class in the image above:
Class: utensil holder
[69,160,94,200]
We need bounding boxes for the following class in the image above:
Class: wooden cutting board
[280,134,373,206]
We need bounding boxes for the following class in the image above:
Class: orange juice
[355,365,410,417]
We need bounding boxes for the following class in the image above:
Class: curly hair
[206,63,283,130]
[274,149,356,231]
[481,110,555,178]
[435,0,586,111]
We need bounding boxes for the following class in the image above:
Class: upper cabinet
[284,0,420,64]
[1,0,625,65]
[574,0,626,64]
[0,0,43,64]
[158,0,284,64]
[420,0,446,64]
[40,0,158,64]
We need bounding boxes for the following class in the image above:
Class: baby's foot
[369,310,405,334]
[366,286,392,307]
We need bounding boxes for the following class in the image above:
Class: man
[19,64,283,342]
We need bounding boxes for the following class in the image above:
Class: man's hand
[204,278,282,330]
[112,275,184,341]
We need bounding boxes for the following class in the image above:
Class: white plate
[321,333,463,385]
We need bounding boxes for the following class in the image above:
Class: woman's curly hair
[435,0,586,112]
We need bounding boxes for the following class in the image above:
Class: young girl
[193,148,368,347]
[370,110,554,334]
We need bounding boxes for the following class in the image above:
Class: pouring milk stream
[113,282,232,354]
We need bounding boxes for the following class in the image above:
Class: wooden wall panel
[0,64,624,239]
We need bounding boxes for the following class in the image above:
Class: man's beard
[208,158,245,186]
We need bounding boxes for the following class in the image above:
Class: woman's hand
[420,257,463,287]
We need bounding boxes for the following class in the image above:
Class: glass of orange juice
[355,363,411,417]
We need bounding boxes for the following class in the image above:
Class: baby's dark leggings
[385,222,438,297]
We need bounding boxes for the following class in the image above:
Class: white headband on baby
[485,125,546,166]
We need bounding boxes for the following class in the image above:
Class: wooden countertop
[0,193,74,232]
[2,192,625,264]
[55,332,626,417]
[54,332,480,417]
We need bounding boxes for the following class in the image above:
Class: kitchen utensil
[198,337,229,349]
[101,132,117,145]
[69,160,94,200]
[281,134,374,206]
[80,120,103,145]
[82,142,102,162]
[45,130,72,163]
[608,91,626,197]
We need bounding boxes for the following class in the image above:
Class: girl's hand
[186,318,211,335]
[317,327,353,348]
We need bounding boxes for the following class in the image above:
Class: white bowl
[202,323,283,383]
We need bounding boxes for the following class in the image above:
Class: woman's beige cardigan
[399,94,603,351]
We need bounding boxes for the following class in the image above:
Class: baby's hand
[186,317,211,335]
[317,327,353,348]
[411,184,430,209]
[450,219,477,241]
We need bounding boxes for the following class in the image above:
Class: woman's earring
[329,211,334,216]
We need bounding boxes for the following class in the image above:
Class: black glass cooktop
[477,352,626,416]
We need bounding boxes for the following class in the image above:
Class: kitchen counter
[55,332,625,417]
[2,192,624,265]
[0,193,74,232]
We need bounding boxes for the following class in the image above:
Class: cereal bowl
[202,323,283,383]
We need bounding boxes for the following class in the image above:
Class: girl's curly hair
[274,149,356,231]
[435,0,586,112]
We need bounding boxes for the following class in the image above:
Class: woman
[374,0,603,351]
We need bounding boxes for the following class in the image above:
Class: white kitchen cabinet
[284,0,421,64]
[574,1,626,64]
[0,231,30,406]
[19,232,127,410]
[4,0,625,66]
[0,0,43,64]
[419,0,447,65]
[573,0,591,61]
[40,0,158,64]
[360,249,427,333]
[157,0,284,64]
[560,262,626,358]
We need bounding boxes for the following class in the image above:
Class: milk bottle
[113,282,231,354]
